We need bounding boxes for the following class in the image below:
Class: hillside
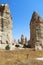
[0,49,43,65]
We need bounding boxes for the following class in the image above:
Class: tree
[5,45,10,50]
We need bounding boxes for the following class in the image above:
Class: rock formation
[0,4,12,44]
[30,11,43,50]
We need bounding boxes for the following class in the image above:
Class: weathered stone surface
[30,11,43,50]
[0,4,12,44]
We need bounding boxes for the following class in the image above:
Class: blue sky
[0,0,43,40]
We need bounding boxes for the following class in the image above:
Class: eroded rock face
[0,4,12,44]
[30,11,43,50]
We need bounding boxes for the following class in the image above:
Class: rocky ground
[0,48,43,65]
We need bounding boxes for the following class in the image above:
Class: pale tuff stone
[30,11,43,50]
[0,4,12,44]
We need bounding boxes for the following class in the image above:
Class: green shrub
[5,45,10,50]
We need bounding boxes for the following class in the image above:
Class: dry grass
[0,48,43,65]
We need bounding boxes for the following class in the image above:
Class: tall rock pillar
[0,4,12,44]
